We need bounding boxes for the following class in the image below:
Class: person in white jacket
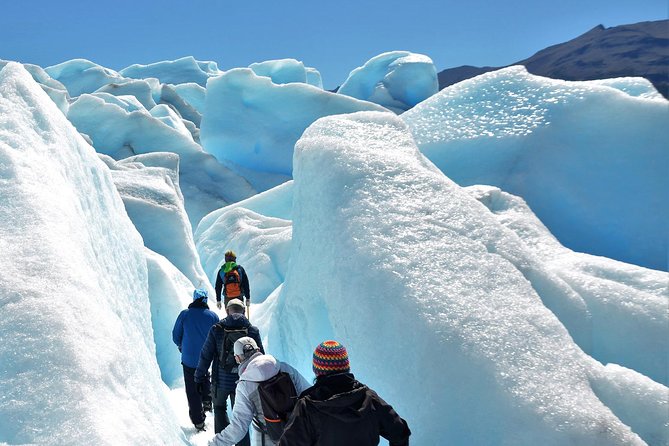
[208,337,310,446]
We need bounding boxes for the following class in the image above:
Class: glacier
[194,109,667,444]
[249,58,323,88]
[466,185,668,385]
[66,90,255,226]
[0,52,667,446]
[0,62,187,445]
[402,66,669,271]
[0,59,70,114]
[200,68,387,184]
[338,51,439,113]
[259,111,667,445]
[45,58,125,97]
[120,56,222,87]
[172,82,207,114]
[100,153,212,293]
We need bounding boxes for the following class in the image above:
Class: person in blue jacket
[173,288,220,430]
[195,298,264,444]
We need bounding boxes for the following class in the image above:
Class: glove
[196,382,204,395]
[216,301,222,310]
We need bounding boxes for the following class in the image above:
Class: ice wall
[120,56,221,87]
[0,60,70,114]
[467,185,669,386]
[145,248,198,388]
[196,206,292,304]
[67,91,255,226]
[95,77,160,110]
[45,58,125,97]
[200,68,387,178]
[173,82,207,114]
[101,153,212,293]
[269,110,658,445]
[338,51,439,113]
[250,58,310,85]
[0,63,186,445]
[403,66,669,271]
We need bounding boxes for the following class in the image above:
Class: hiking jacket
[194,313,264,393]
[172,299,219,369]
[208,352,311,446]
[278,373,411,446]
[214,263,250,302]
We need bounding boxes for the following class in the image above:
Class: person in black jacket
[214,250,250,310]
[194,299,264,444]
[279,340,411,446]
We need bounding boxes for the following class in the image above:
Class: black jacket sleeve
[214,269,223,301]
[248,325,265,354]
[239,265,251,301]
[372,390,411,446]
[278,399,314,446]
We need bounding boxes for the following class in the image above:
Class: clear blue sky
[1,0,666,89]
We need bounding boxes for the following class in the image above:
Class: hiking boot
[194,422,206,431]
[202,400,213,412]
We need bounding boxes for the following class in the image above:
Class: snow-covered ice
[120,56,222,87]
[402,66,669,271]
[338,51,439,113]
[467,185,669,386]
[101,153,212,293]
[200,68,388,180]
[67,91,256,226]
[45,58,125,97]
[196,207,292,305]
[145,248,195,387]
[172,82,207,115]
[583,77,666,100]
[306,67,324,89]
[249,58,322,86]
[258,110,666,445]
[0,59,70,114]
[1,53,667,446]
[0,62,186,445]
[94,77,160,110]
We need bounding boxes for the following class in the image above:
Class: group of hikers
[172,250,411,446]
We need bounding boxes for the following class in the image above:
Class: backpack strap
[218,327,249,364]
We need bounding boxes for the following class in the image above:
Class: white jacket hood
[239,353,280,382]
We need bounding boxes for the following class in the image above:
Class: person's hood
[221,312,250,328]
[304,373,372,422]
[239,352,280,382]
[222,261,238,273]
[188,299,209,310]
[310,386,372,422]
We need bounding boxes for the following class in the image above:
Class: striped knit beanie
[313,340,350,376]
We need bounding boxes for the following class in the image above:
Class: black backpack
[218,325,248,372]
[255,372,298,442]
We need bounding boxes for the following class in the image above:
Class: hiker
[278,340,411,446]
[215,250,250,310]
[172,288,219,431]
[195,299,264,443]
[207,337,310,446]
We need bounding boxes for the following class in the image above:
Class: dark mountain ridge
[438,20,669,98]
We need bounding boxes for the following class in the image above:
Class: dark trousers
[183,364,211,425]
[213,385,250,446]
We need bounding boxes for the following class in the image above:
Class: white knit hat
[226,298,246,310]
